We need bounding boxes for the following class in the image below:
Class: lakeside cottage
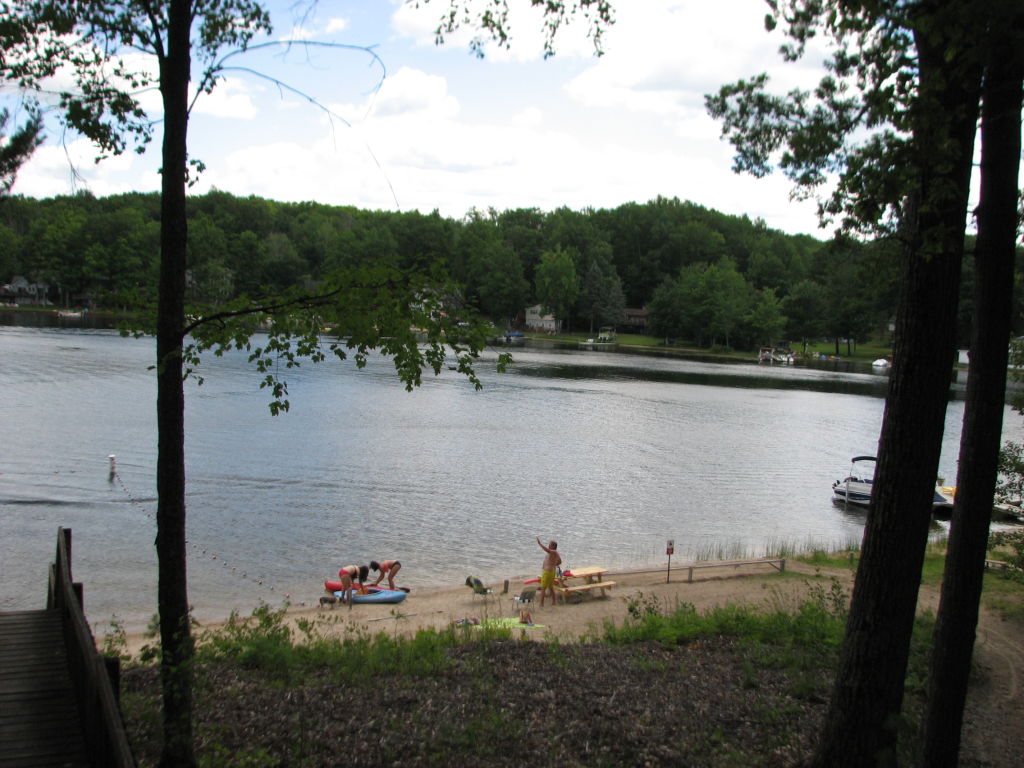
[525,304,558,333]
[622,307,649,334]
[0,276,51,306]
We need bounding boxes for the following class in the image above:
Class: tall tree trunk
[920,13,1023,766]
[811,5,982,765]
[156,2,195,766]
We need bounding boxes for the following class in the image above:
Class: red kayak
[325,580,381,593]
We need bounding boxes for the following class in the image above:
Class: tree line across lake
[2,190,1018,352]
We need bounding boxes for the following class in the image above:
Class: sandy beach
[117,557,842,653]
[116,556,1024,765]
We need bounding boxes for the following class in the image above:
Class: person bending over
[370,559,401,590]
[338,564,369,607]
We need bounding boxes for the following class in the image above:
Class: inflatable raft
[324,581,407,604]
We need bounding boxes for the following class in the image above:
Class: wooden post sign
[666,539,674,582]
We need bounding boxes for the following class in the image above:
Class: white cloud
[366,66,459,119]
[325,18,350,35]
[9,0,835,236]
[13,137,156,199]
[512,106,543,128]
[563,0,828,118]
[185,38,828,235]
[192,77,261,119]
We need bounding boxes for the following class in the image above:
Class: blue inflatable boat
[334,586,407,604]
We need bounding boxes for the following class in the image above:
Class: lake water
[2,325,1020,633]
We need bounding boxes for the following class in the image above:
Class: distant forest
[1,190,1017,351]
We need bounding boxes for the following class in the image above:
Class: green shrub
[196,604,295,679]
[988,530,1024,576]
[605,579,848,652]
[192,604,465,685]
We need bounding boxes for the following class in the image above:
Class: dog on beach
[319,595,338,609]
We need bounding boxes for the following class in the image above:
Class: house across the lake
[525,304,558,333]
[0,276,51,306]
[622,307,649,334]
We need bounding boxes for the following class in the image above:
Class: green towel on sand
[476,617,544,629]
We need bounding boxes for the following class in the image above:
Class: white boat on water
[579,326,617,349]
[832,455,876,507]
[758,346,795,364]
[832,455,956,509]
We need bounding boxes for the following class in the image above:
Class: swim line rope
[109,459,308,607]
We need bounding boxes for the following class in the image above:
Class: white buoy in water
[108,454,116,483]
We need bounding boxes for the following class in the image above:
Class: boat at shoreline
[323,582,408,604]
[345,588,407,604]
[832,455,957,509]
[832,455,877,507]
[579,326,617,349]
[758,346,795,364]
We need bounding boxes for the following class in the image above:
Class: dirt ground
[120,559,1024,766]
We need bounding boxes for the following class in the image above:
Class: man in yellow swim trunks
[537,536,562,607]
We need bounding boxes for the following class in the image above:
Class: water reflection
[0,309,121,330]
[0,326,1017,633]
[509,359,891,397]
[506,340,977,399]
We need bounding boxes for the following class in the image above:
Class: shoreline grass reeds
[625,533,865,569]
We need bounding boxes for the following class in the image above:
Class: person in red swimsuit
[370,559,401,590]
[337,564,369,606]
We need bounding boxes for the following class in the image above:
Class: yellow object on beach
[475,617,544,630]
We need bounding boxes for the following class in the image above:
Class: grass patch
[194,604,471,684]
[792,534,1024,625]
[613,333,662,347]
[794,539,952,588]
[918,543,949,586]
[982,573,1024,623]
[683,534,858,562]
[982,531,1024,622]
[797,549,860,569]
[689,539,758,561]
[982,585,1024,623]
[988,530,1024,571]
[805,339,893,362]
[605,578,848,654]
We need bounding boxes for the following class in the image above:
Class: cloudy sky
[9,0,836,237]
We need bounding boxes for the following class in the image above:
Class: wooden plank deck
[0,610,89,767]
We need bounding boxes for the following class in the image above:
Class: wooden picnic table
[558,566,615,600]
[564,566,608,583]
